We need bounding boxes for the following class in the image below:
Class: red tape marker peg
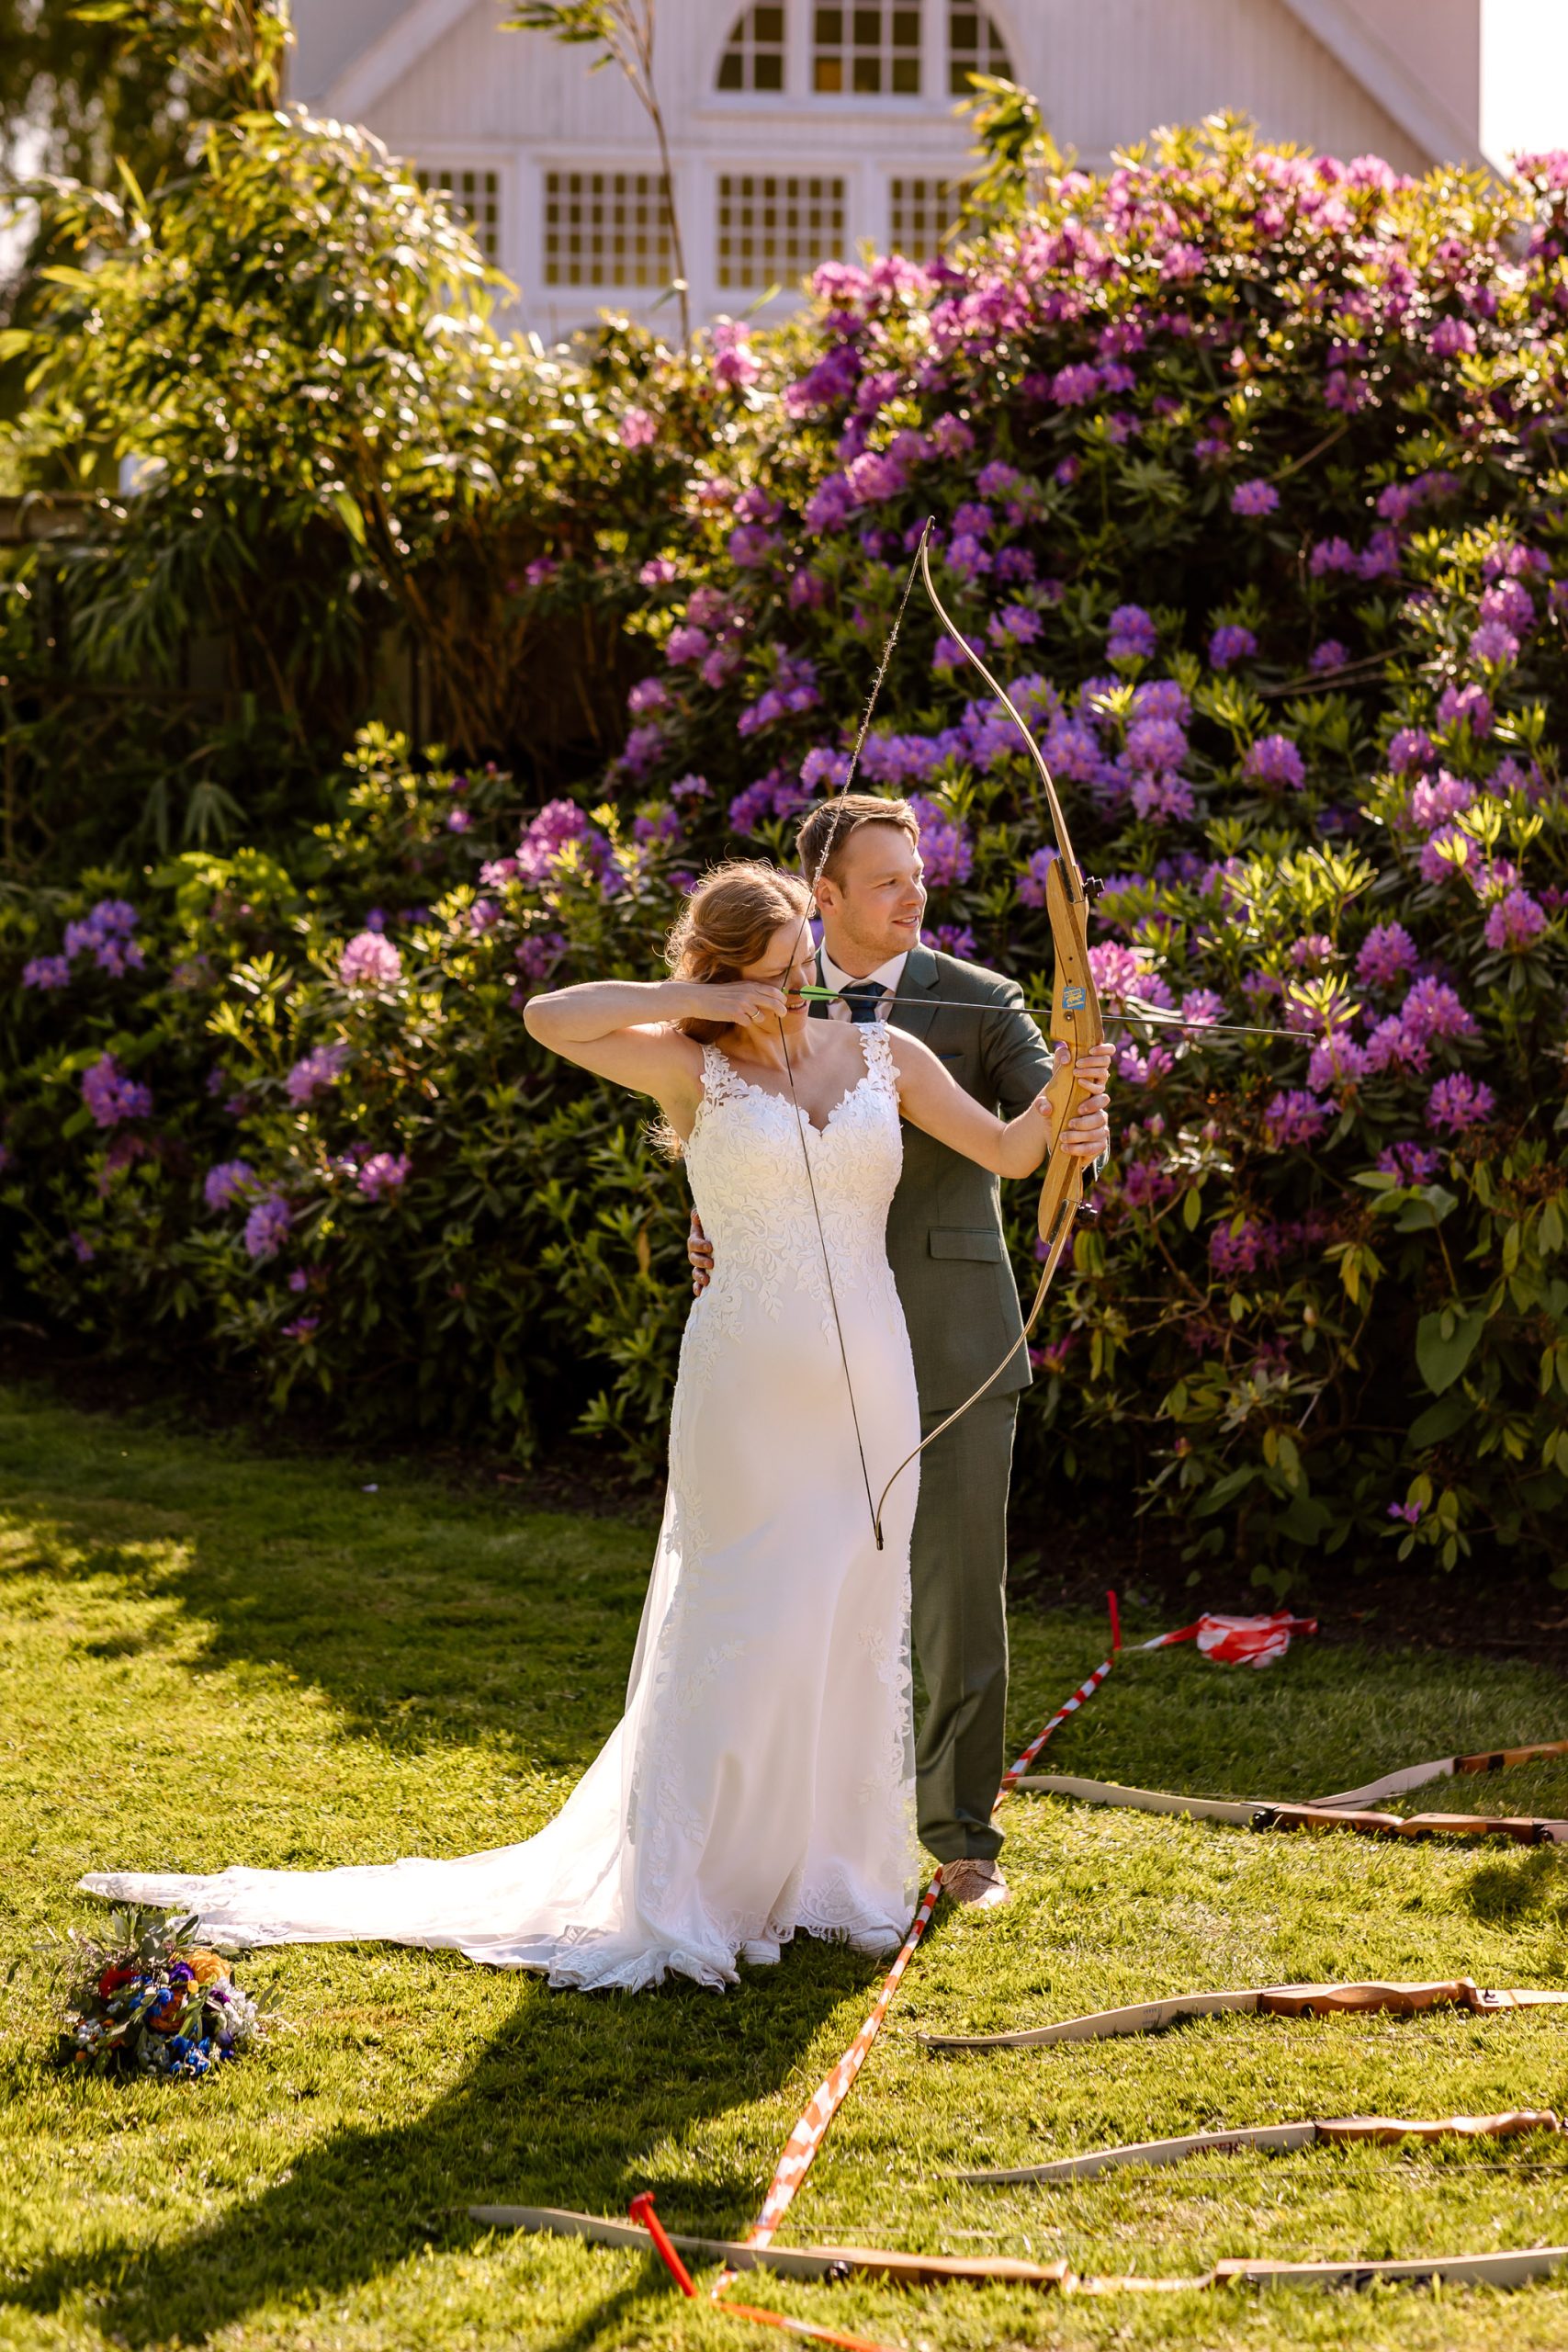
[1107,1587,1122,1657]
[628,2191,696,2296]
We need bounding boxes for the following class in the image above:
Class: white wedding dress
[83,1023,921,1990]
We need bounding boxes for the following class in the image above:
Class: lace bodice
[685,1023,903,1295]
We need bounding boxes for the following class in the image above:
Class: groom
[689,793,1107,1906]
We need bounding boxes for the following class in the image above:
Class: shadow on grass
[5,1931,898,2347]
[0,1391,660,1776]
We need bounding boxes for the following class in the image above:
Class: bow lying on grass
[1015,1770,1568,1843]
[956,2107,1563,2186]
[468,2201,1568,2297]
[921,1976,1568,2053]
[1317,1737,1568,1808]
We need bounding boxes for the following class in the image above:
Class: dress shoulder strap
[860,1019,900,1093]
[698,1040,745,1107]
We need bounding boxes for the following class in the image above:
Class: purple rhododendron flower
[1131,771,1195,822]
[81,1054,152,1129]
[1230,479,1279,516]
[62,899,145,977]
[1418,824,1471,884]
[468,897,502,933]
[1427,1072,1495,1132]
[1483,887,1548,951]
[665,624,709,667]
[287,1043,349,1105]
[1378,1141,1442,1183]
[1124,716,1188,772]
[801,746,852,791]
[1209,624,1257,669]
[445,807,471,833]
[1467,618,1519,666]
[908,795,974,888]
[243,1193,291,1260]
[637,557,676,586]
[1181,989,1227,1026]
[1387,727,1435,774]
[1088,940,1147,998]
[987,603,1042,647]
[516,799,596,884]
[1310,536,1357,576]
[1437,681,1491,736]
[1052,362,1103,405]
[927,922,976,959]
[22,956,71,989]
[1408,769,1474,831]
[1428,316,1475,356]
[1355,922,1418,989]
[1480,576,1533,630]
[357,1151,412,1201]
[515,932,567,980]
[1308,1036,1369,1091]
[339,932,402,989]
[1016,846,1059,908]
[1401,976,1478,1044]
[1263,1089,1331,1147]
[204,1159,256,1210]
[1311,639,1349,672]
[1244,733,1306,788]
[1107,604,1157,660]
[626,676,670,717]
[282,1314,320,1341]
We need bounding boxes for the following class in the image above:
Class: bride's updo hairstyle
[665,859,812,1046]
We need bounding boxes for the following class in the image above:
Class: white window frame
[410,153,513,275]
[944,0,1015,100]
[714,2,791,96]
[535,161,682,297]
[710,164,852,295]
[807,0,926,103]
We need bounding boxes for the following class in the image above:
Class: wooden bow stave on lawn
[1014,1767,1568,1843]
[468,2202,1568,2297]
[956,2106,1564,2185]
[921,1975,1568,2052]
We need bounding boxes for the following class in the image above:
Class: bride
[84,860,1111,1991]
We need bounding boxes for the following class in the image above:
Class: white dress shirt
[817,944,908,1009]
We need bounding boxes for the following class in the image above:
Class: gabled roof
[1274,0,1483,167]
[320,0,479,119]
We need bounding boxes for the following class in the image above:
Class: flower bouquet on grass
[53,1907,271,2078]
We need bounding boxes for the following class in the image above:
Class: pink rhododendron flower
[357,1151,412,1201]
[81,1054,152,1129]
[1356,922,1418,989]
[1244,733,1306,787]
[1263,1090,1331,1147]
[1427,1073,1495,1132]
[617,407,658,448]
[287,1043,349,1105]
[1483,887,1547,951]
[339,932,402,989]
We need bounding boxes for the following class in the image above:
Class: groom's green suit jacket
[878,944,1060,1412]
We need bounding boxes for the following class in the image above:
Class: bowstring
[774,521,933,1554]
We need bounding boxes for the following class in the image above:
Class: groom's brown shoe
[942,1858,1009,1908]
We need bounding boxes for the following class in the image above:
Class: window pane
[949,1,1011,92]
[716,172,846,287]
[814,53,843,87]
[542,169,673,286]
[717,3,789,94]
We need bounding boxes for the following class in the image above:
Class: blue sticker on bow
[1063,985,1088,1011]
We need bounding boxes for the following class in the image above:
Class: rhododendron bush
[6,117,1568,1579]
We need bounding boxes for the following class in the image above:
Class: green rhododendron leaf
[1415,1307,1487,1396]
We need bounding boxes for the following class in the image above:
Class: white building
[288,0,1568,337]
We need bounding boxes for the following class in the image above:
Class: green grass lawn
[2,1381,1566,2352]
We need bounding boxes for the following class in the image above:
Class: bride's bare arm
[523,976,791,1123]
[890,1032,1113,1178]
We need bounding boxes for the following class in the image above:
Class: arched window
[716,4,786,92]
[813,5,920,96]
[948,2,1011,94]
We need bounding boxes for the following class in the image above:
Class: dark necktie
[838,979,887,1023]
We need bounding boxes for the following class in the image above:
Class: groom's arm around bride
[690,795,1112,1905]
